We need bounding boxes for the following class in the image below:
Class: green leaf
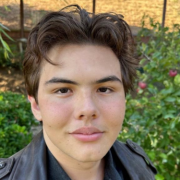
[0,28,14,41]
[160,87,173,95]
[174,74,180,86]
[164,97,176,102]
[0,23,10,31]
[0,96,3,101]
[164,114,175,119]
[0,39,11,52]
[155,174,165,180]
[174,90,180,96]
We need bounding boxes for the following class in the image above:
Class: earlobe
[28,95,42,121]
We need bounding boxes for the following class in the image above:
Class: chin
[75,155,102,163]
[73,149,107,163]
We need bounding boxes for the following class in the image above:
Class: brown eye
[98,87,112,93]
[57,88,71,94]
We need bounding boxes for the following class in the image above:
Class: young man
[0,5,157,180]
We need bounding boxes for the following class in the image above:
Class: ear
[28,95,42,121]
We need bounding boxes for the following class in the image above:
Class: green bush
[0,23,23,69]
[120,17,180,180]
[0,44,23,69]
[0,23,13,59]
[0,91,38,158]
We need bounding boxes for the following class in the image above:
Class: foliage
[0,91,38,158]
[0,23,23,69]
[0,23,13,59]
[0,43,23,69]
[119,17,180,180]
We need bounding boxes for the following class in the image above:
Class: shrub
[0,44,23,69]
[0,91,38,158]
[0,23,23,69]
[119,17,180,180]
[0,23,13,59]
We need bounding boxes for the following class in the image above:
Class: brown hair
[23,4,138,101]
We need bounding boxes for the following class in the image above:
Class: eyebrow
[45,75,122,86]
[95,76,122,84]
[45,78,78,85]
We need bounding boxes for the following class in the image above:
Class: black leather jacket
[0,132,157,180]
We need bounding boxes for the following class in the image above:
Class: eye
[98,87,112,93]
[56,88,72,94]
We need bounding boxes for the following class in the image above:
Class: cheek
[102,98,126,125]
[39,98,73,125]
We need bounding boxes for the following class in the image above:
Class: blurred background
[0,1,180,180]
[1,0,180,35]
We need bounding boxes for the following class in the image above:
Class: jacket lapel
[2,132,155,180]
[112,140,155,180]
[8,132,47,180]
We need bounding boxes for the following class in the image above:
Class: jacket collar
[112,140,156,180]
[1,132,156,180]
[8,132,47,180]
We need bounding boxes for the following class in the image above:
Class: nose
[74,93,98,121]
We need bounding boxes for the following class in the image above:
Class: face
[29,44,126,164]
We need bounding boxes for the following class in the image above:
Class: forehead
[46,44,119,65]
[40,44,121,81]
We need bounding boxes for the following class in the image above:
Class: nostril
[79,115,84,118]
[78,113,96,120]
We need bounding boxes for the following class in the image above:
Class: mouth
[70,127,104,142]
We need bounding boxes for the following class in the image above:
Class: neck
[59,158,105,180]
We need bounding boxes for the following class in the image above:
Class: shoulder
[119,139,156,171]
[0,148,24,179]
[0,132,45,180]
[112,139,157,179]
[0,158,13,180]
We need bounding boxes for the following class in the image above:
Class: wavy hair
[23,4,138,101]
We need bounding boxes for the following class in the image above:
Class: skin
[28,44,126,180]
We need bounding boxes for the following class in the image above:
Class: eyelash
[97,87,113,93]
[54,87,113,95]
[55,88,72,94]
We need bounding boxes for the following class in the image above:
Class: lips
[72,127,102,135]
[70,127,103,142]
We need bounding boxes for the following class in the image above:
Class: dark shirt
[47,147,124,180]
